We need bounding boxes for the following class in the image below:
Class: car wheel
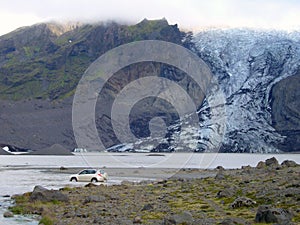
[70,177,77,182]
[91,178,98,183]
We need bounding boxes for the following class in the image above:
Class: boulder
[265,157,279,167]
[216,166,225,171]
[133,216,142,224]
[30,185,69,202]
[141,203,154,211]
[215,171,226,180]
[281,160,298,167]
[3,211,14,218]
[84,182,98,187]
[163,211,194,225]
[84,195,106,203]
[217,187,237,198]
[33,185,48,192]
[256,161,265,169]
[255,205,292,224]
[230,197,256,208]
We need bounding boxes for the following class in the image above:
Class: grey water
[0,153,299,225]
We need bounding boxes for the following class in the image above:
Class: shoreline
[6,157,300,225]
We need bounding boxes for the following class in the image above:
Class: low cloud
[0,0,300,35]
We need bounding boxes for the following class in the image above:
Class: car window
[79,170,87,175]
[90,170,96,174]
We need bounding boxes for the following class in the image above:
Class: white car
[70,169,108,183]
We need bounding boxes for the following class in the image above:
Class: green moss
[9,205,26,214]
[39,216,54,225]
[60,186,73,192]
[141,211,165,220]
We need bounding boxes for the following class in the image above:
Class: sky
[0,0,300,36]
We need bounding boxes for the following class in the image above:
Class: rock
[33,185,48,192]
[281,160,298,167]
[133,216,142,223]
[255,205,293,224]
[3,211,14,218]
[282,187,300,197]
[256,161,265,169]
[215,171,226,180]
[30,186,69,202]
[217,187,236,198]
[230,197,256,208]
[216,166,225,171]
[84,195,106,203]
[141,203,153,211]
[271,74,300,152]
[85,182,98,187]
[163,211,194,225]
[75,209,88,218]
[241,165,251,170]
[265,157,279,167]
[93,218,102,224]
[220,217,250,225]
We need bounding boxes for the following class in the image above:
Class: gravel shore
[8,157,300,225]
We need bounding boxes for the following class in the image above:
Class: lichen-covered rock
[255,205,292,224]
[84,195,106,203]
[133,216,142,224]
[163,211,194,225]
[256,161,266,169]
[281,160,298,167]
[30,185,68,202]
[230,197,256,208]
[215,171,226,180]
[217,186,237,198]
[265,157,279,167]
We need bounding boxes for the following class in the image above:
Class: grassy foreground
[9,158,300,225]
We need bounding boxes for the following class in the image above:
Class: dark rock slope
[270,73,300,152]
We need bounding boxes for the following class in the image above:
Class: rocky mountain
[0,20,299,153]
[0,19,191,151]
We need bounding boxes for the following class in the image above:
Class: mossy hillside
[0,19,186,100]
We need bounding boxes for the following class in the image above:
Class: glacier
[193,29,300,153]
